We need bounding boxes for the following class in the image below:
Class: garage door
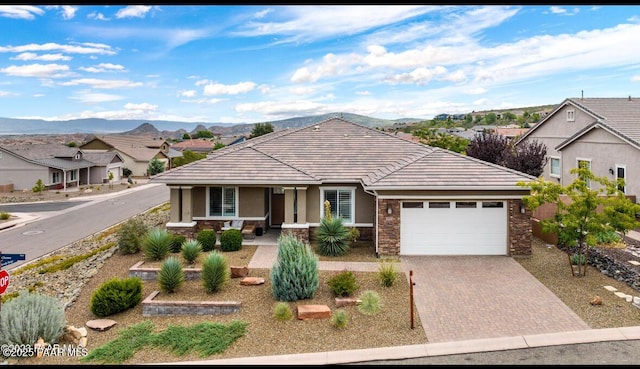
[400,200,507,255]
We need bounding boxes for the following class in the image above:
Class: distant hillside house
[171,138,215,153]
[80,135,173,177]
[0,143,124,191]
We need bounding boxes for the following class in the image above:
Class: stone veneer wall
[129,261,202,281]
[166,219,268,239]
[377,199,400,256]
[142,290,241,317]
[282,227,309,243]
[508,199,533,257]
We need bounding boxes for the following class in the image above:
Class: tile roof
[1,144,95,170]
[151,118,535,190]
[81,151,123,166]
[85,135,169,162]
[171,138,215,152]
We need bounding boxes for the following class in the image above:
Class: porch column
[296,187,307,223]
[63,170,67,191]
[283,187,295,224]
[180,186,193,223]
[169,186,181,223]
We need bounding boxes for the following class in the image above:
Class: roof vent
[344,134,348,138]
[313,125,320,131]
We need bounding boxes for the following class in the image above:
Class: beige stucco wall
[560,127,639,198]
[0,150,48,190]
[193,186,206,217]
[239,187,267,217]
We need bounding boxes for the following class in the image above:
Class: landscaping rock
[86,319,117,331]
[240,277,264,285]
[297,304,331,320]
[231,266,249,278]
[335,297,360,307]
[590,296,602,305]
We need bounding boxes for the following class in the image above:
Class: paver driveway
[400,255,591,343]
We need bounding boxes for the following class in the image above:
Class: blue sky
[1,5,640,124]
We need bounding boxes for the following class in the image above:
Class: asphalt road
[0,201,90,213]
[0,183,169,270]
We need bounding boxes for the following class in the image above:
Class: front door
[270,188,284,227]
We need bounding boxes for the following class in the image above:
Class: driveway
[400,255,590,343]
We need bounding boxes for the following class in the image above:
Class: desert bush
[327,270,360,297]
[169,233,187,253]
[196,229,217,252]
[357,290,382,316]
[117,218,148,254]
[595,229,622,245]
[0,212,9,220]
[90,277,142,317]
[181,239,202,264]
[377,262,398,287]
[158,257,185,293]
[0,291,65,345]
[143,227,171,261]
[201,251,229,293]
[331,309,349,329]
[220,228,243,252]
[315,216,350,257]
[272,302,293,321]
[347,227,360,242]
[270,233,319,301]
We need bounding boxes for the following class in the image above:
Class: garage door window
[456,201,477,208]
[402,202,424,208]
[428,201,450,208]
[482,201,504,208]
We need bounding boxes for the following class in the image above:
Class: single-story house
[171,138,216,153]
[150,118,535,256]
[0,144,123,191]
[80,135,172,177]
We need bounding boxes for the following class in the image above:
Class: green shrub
[169,234,187,253]
[347,227,360,242]
[272,302,293,321]
[270,233,319,301]
[90,277,143,317]
[570,253,587,265]
[220,229,243,252]
[0,212,10,220]
[331,309,349,329]
[357,290,382,316]
[117,218,148,254]
[377,262,398,287]
[201,251,229,293]
[181,239,202,264]
[0,291,65,345]
[327,270,360,297]
[143,227,172,261]
[196,229,217,252]
[315,216,350,257]
[158,257,185,293]
[595,229,622,245]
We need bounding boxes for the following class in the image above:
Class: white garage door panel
[401,201,507,255]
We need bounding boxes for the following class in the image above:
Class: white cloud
[549,6,579,16]
[12,52,72,61]
[0,42,116,55]
[0,90,12,96]
[631,75,640,82]
[356,91,371,96]
[59,78,143,89]
[123,102,157,111]
[0,63,72,78]
[383,66,448,86]
[87,12,109,21]
[78,63,126,73]
[180,90,197,97]
[203,81,257,96]
[467,87,487,95]
[289,86,315,95]
[235,100,326,118]
[70,90,124,104]
[115,6,152,19]
[46,5,77,20]
[253,8,273,19]
[0,5,44,20]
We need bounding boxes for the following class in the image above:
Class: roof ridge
[250,146,319,181]
[364,148,435,185]
[437,147,538,180]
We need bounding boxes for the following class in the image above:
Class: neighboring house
[493,127,529,140]
[81,151,125,184]
[150,118,535,257]
[515,97,640,201]
[0,144,123,191]
[171,138,215,153]
[218,135,247,146]
[80,135,171,177]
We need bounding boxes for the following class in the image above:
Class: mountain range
[0,112,421,139]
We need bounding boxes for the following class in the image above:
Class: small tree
[466,130,510,165]
[249,122,274,139]
[412,128,469,153]
[518,165,640,277]
[32,178,46,195]
[147,158,165,176]
[108,171,114,189]
[502,139,548,177]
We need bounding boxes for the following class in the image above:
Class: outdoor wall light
[387,204,393,215]
[519,204,526,214]
[609,167,615,175]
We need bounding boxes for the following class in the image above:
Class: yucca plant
[181,239,202,265]
[357,290,382,316]
[142,227,171,261]
[315,216,350,257]
[158,256,185,293]
[272,302,293,321]
[201,251,229,293]
[331,309,349,329]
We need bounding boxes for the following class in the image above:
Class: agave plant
[142,227,171,261]
[315,216,350,257]
[181,239,202,265]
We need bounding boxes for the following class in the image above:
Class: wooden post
[410,270,414,329]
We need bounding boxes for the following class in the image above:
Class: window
[52,172,60,184]
[321,188,354,223]
[566,109,575,122]
[402,202,424,208]
[577,159,591,188]
[482,201,504,208]
[616,165,626,194]
[456,201,477,208]
[428,201,450,208]
[209,186,236,217]
[550,157,561,177]
[69,170,77,181]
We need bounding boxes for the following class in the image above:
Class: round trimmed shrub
[181,239,202,265]
[196,229,217,252]
[220,229,243,252]
[169,233,186,253]
[327,270,360,297]
[158,256,185,293]
[201,251,229,293]
[0,291,65,345]
[142,227,171,261]
[315,216,350,257]
[117,218,148,254]
[90,277,142,317]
